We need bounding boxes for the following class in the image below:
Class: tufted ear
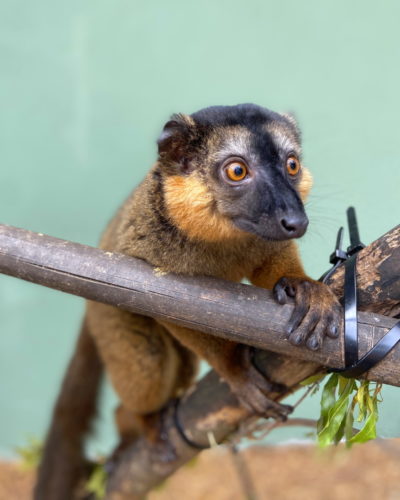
[157,113,194,165]
[282,112,298,126]
[282,112,301,139]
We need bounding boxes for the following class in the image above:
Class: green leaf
[318,396,349,447]
[317,378,354,448]
[85,464,107,499]
[348,411,377,444]
[344,402,355,446]
[300,373,326,386]
[366,385,377,414]
[15,436,43,470]
[333,411,346,444]
[338,375,350,395]
[318,373,338,433]
[300,371,381,448]
[355,381,368,422]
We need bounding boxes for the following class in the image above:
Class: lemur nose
[280,213,309,238]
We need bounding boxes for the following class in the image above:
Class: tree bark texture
[0,224,399,383]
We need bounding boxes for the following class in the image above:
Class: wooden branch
[326,226,400,318]
[0,223,399,499]
[0,224,399,384]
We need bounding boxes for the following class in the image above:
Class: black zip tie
[346,206,365,256]
[172,398,210,450]
[325,207,400,377]
[320,226,347,283]
[343,254,359,368]
[331,252,400,377]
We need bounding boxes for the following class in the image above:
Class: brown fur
[250,241,306,289]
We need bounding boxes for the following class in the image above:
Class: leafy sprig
[15,436,43,469]
[85,461,107,499]
[302,373,382,447]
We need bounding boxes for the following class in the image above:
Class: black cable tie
[334,321,400,378]
[346,206,365,256]
[330,248,400,378]
[172,398,210,450]
[343,254,359,367]
[321,206,400,377]
[320,227,347,283]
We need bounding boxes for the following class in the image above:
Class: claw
[306,336,320,350]
[328,324,339,338]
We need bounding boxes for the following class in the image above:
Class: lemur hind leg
[160,321,292,420]
[86,302,198,455]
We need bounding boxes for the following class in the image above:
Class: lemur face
[158,104,313,243]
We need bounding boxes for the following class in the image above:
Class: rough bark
[0,224,399,383]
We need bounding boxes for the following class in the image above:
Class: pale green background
[0,1,399,458]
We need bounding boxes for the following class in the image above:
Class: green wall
[0,0,399,457]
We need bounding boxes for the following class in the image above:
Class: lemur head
[157,104,313,243]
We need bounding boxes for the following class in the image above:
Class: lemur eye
[286,155,301,176]
[225,161,248,182]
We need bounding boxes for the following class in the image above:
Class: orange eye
[286,156,301,176]
[225,161,248,181]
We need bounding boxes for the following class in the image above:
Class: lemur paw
[273,277,342,350]
[227,346,292,420]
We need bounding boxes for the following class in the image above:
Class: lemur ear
[157,113,194,164]
[282,112,301,139]
[282,112,298,126]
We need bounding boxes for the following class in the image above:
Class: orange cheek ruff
[163,174,246,242]
[298,167,313,202]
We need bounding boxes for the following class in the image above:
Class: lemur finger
[273,277,290,305]
[286,281,312,335]
[288,310,320,346]
[306,320,329,350]
[326,305,342,338]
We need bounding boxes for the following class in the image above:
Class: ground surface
[2,440,400,499]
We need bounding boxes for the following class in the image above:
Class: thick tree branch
[0,224,399,383]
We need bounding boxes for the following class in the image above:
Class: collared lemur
[35,104,341,499]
